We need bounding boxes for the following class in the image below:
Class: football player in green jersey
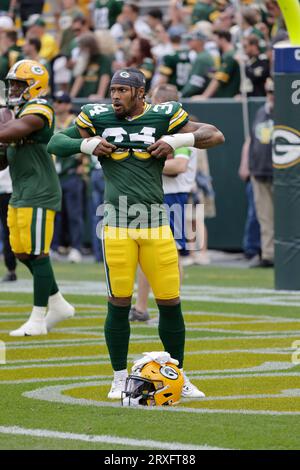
[48,67,224,401]
[0,59,74,336]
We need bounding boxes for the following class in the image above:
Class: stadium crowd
[0,0,287,278]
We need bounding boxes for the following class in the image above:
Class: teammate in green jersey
[48,67,224,400]
[0,59,74,336]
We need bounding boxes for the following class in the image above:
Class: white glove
[131,351,179,373]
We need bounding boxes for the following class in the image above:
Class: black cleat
[249,257,274,268]
[1,271,17,282]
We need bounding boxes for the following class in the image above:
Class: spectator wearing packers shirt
[194,30,240,99]
[242,35,270,97]
[181,31,214,98]
[70,32,112,99]
[92,0,123,30]
[22,37,49,71]
[157,35,192,92]
[0,30,23,81]
[25,15,59,62]
[235,6,267,52]
[191,0,219,24]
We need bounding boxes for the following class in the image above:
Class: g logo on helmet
[120,71,130,78]
[273,126,300,169]
[31,65,45,75]
[160,365,179,380]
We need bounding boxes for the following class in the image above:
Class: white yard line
[5,348,293,366]
[1,369,300,385]
[2,281,300,306]
[0,425,223,450]
[22,382,300,416]
[0,353,294,371]
[5,332,300,350]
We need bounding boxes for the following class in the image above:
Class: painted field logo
[273,126,300,168]
[0,340,6,364]
[291,340,300,365]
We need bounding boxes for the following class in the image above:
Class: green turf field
[0,261,300,450]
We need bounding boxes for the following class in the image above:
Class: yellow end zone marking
[0,352,295,380]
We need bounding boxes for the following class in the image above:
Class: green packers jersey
[191,2,216,24]
[181,50,215,98]
[214,50,241,98]
[159,49,192,91]
[94,0,123,29]
[77,54,112,98]
[76,101,189,227]
[139,58,155,92]
[0,45,23,81]
[7,99,62,211]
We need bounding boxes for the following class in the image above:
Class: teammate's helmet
[6,60,49,106]
[121,361,184,406]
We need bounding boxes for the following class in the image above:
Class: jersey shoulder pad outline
[18,99,54,126]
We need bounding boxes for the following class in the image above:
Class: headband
[110,70,146,88]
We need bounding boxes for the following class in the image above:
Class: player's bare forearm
[0,115,44,143]
[163,158,188,176]
[148,120,224,158]
[179,120,225,149]
[193,124,225,149]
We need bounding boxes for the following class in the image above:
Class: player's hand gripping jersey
[75,101,189,227]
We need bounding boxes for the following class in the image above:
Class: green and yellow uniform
[159,49,192,91]
[139,58,155,92]
[94,0,123,29]
[181,50,215,97]
[7,99,61,255]
[75,100,189,298]
[214,50,241,98]
[77,54,112,97]
[191,1,217,24]
[0,45,23,81]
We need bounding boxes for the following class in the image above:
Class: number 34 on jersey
[75,101,189,161]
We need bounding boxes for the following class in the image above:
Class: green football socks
[104,302,131,371]
[31,257,58,307]
[19,258,33,274]
[19,257,59,302]
[157,302,185,368]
